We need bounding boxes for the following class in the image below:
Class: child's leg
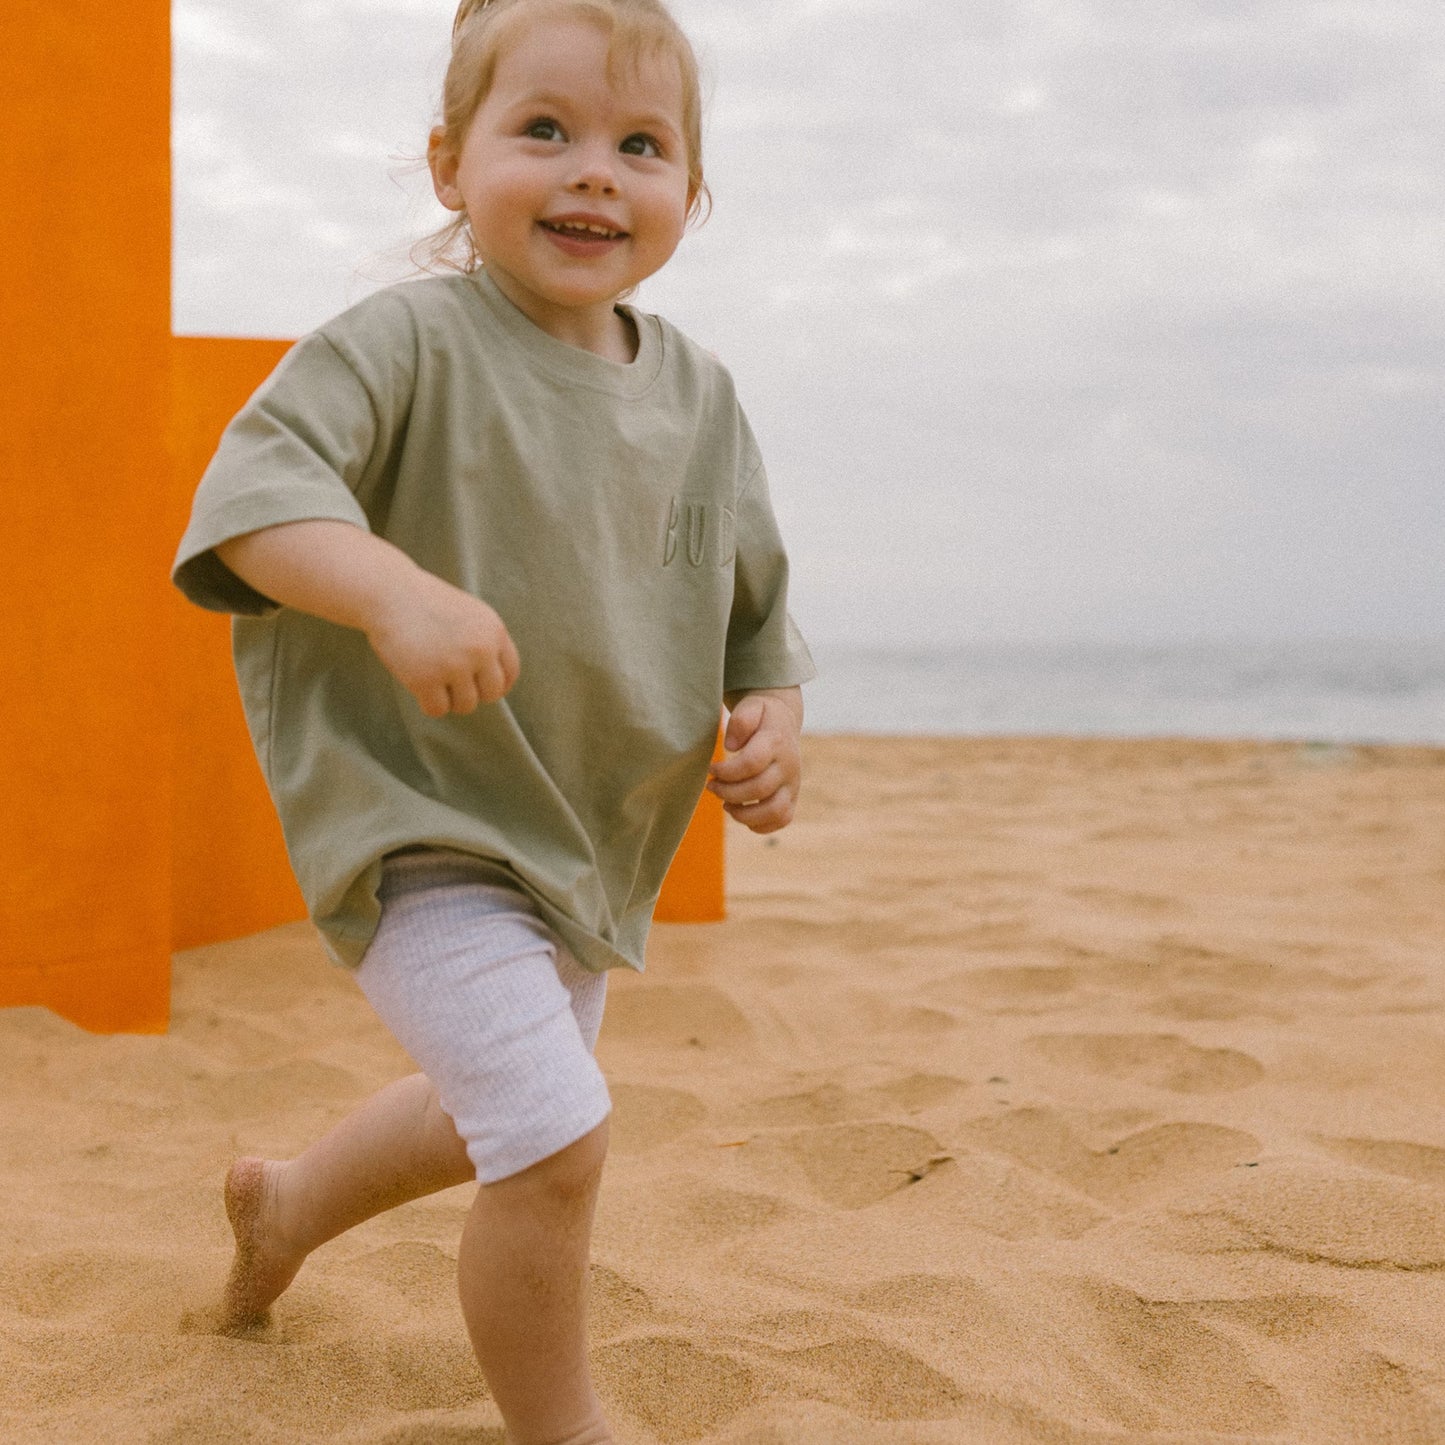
[226,854,616,1438]
[349,859,614,1440]
[222,1070,473,1327]
[459,1116,613,1445]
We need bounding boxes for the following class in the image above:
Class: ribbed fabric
[355,851,610,1183]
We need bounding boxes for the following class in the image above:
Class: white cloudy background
[174,0,1444,653]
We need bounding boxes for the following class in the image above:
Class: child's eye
[620,132,662,158]
[525,117,564,142]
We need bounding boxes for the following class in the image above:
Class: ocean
[801,639,1445,744]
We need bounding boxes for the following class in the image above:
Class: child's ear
[428,128,464,211]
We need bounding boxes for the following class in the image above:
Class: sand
[5,735,1445,1443]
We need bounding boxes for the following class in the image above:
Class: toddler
[172,1,813,1440]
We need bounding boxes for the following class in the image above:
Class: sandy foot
[220,1157,305,1333]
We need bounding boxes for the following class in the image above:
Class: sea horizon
[799,636,1445,745]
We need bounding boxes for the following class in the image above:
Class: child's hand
[707,688,803,834]
[365,569,520,717]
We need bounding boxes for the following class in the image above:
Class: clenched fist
[366,569,520,717]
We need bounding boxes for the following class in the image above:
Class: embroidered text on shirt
[663,498,736,568]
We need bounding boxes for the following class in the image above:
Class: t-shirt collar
[465,266,663,398]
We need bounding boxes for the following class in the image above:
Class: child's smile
[429,13,694,360]
[539,212,630,255]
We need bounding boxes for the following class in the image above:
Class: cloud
[173,0,1445,645]
[172,6,275,61]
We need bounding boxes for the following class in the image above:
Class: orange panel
[654,727,726,922]
[0,2,173,1032]
[169,338,307,951]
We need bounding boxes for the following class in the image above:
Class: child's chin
[545,280,631,308]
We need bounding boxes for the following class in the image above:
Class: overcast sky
[174,0,1444,650]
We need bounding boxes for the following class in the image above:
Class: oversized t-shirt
[172,268,814,973]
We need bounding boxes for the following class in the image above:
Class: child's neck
[528,300,636,362]
[485,268,638,363]
[597,307,640,364]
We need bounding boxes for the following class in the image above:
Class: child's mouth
[540,220,629,242]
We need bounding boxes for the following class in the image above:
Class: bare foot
[220,1157,306,1332]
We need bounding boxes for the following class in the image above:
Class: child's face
[430,12,693,351]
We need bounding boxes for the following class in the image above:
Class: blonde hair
[416,0,709,274]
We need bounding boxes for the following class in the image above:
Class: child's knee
[506,1116,610,1204]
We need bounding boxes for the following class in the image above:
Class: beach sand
[5,735,1445,1443]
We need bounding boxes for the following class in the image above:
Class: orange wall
[169,339,307,951]
[654,731,726,923]
[0,2,174,1032]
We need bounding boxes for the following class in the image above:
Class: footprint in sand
[1066,884,1183,917]
[1147,988,1294,1023]
[730,1305,866,1350]
[217,1324,483,1418]
[589,1264,655,1337]
[675,1184,791,1244]
[3,1249,158,1322]
[1312,1136,1445,1190]
[840,993,962,1038]
[1121,939,1384,1018]
[744,1073,966,1128]
[1157,1161,1445,1269]
[594,1335,759,1438]
[1026,1032,1265,1094]
[607,1083,707,1153]
[1187,1293,1358,1343]
[932,965,1081,1014]
[1145,938,1365,995]
[1062,1280,1288,1433]
[772,1336,966,1420]
[763,1122,952,1210]
[340,1241,455,1311]
[747,1082,857,1127]
[374,1427,504,1445]
[846,1274,1205,1418]
[1321,1351,1445,1440]
[602,983,752,1053]
[942,1149,1109,1240]
[374,1332,487,1413]
[867,1073,971,1113]
[960,1108,1260,1210]
[848,1273,998,1320]
[597,1326,967,1434]
[194,1057,361,1121]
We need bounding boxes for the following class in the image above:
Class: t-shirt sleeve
[723,439,817,695]
[170,330,392,615]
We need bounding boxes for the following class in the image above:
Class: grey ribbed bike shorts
[355,849,611,1184]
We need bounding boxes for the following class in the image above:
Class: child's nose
[567,142,619,195]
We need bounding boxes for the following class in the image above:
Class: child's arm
[216,519,519,718]
[706,687,803,834]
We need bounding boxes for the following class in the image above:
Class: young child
[171,0,813,1440]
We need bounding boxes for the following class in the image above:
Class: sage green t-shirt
[172,268,814,973]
